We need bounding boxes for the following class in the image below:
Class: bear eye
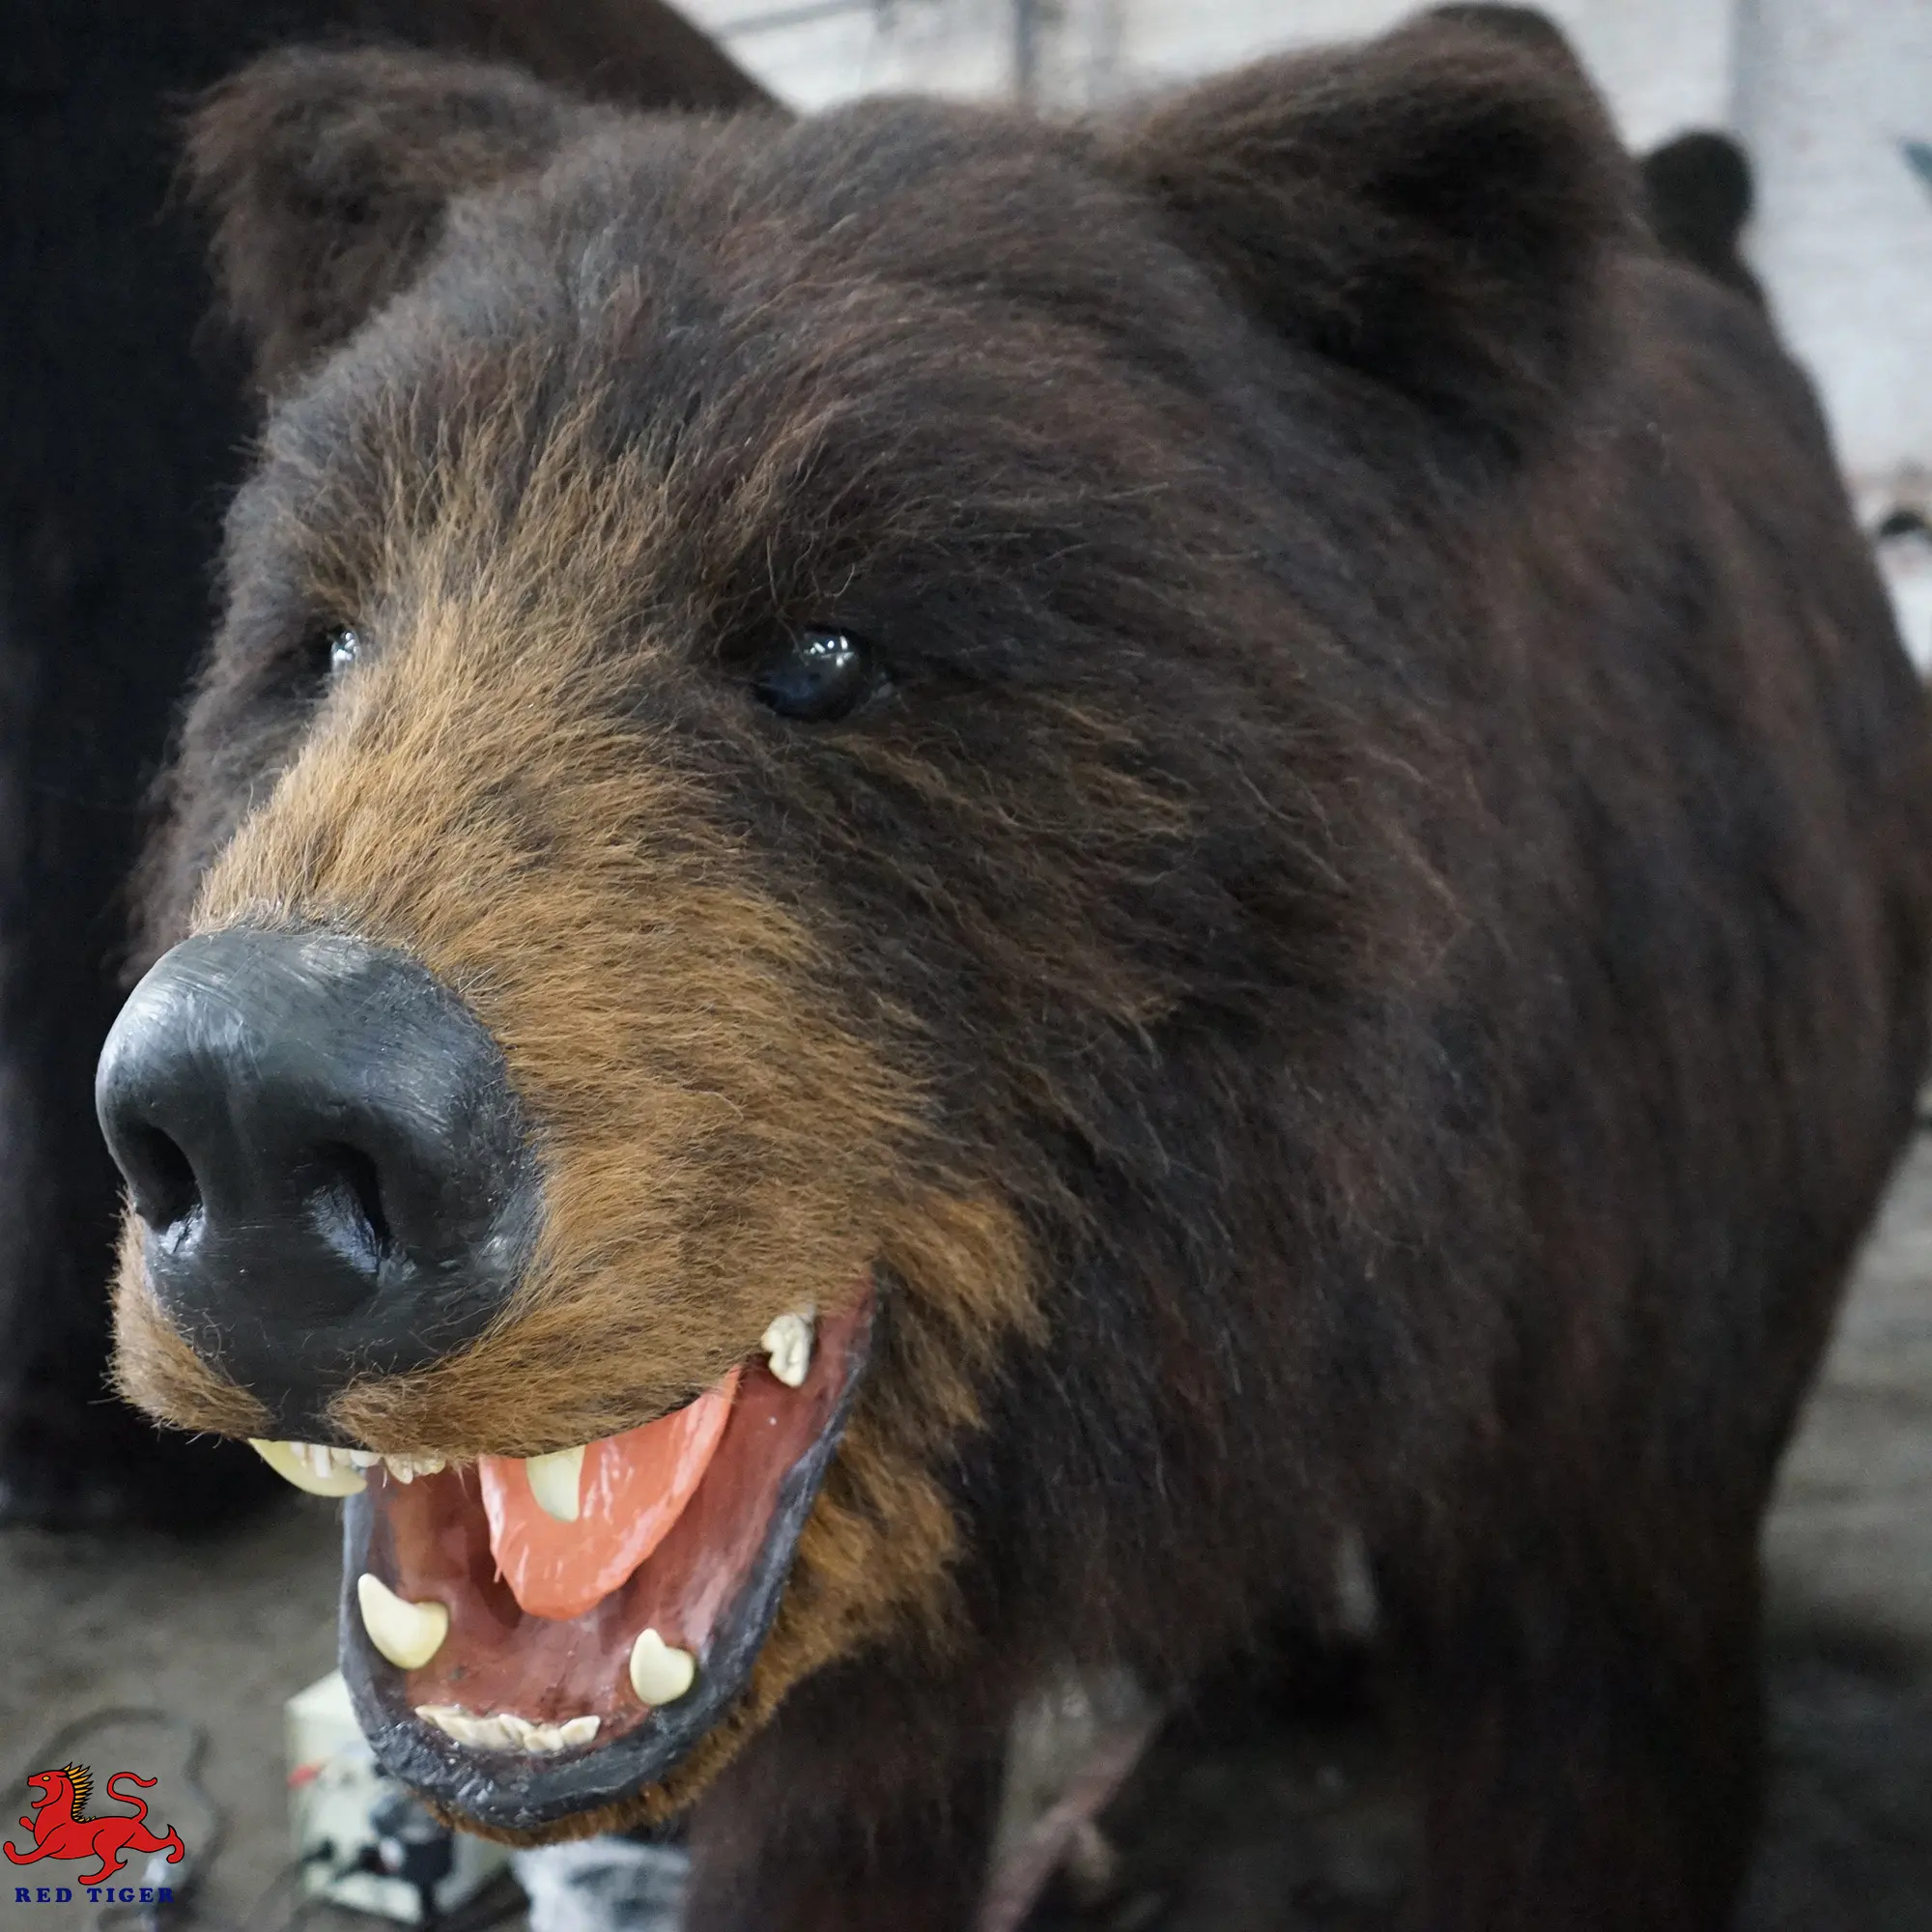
[304,623,361,684]
[752,629,881,723]
[327,625,362,676]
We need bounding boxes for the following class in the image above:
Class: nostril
[311,1142,394,1272]
[335,1144,393,1251]
[99,929,538,1393]
[119,1122,202,1233]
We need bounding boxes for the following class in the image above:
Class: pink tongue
[477,1371,740,1620]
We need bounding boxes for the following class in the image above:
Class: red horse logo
[4,1764,185,1888]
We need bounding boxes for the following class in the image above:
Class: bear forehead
[261,99,1256,504]
[453,99,1220,346]
[222,101,1322,703]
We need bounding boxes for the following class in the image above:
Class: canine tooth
[356,1573,450,1670]
[557,1715,600,1748]
[628,1629,696,1707]
[760,1310,815,1388]
[248,1438,367,1497]
[525,1444,585,1522]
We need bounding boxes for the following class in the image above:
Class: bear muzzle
[97,922,884,1833]
[96,924,539,1435]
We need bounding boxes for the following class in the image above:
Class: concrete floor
[5,1138,1931,1932]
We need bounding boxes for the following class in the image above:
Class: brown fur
[110,12,1932,1926]
[138,396,1043,1786]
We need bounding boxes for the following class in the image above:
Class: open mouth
[250,1293,872,1834]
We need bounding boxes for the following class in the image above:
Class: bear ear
[1100,11,1635,462]
[187,48,590,395]
[1640,131,1764,308]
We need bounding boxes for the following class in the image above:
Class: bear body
[100,13,1932,1928]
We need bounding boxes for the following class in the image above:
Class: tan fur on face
[110,387,1042,1810]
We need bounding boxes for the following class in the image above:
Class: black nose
[97,928,539,1428]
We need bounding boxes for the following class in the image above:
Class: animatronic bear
[94,10,1932,1928]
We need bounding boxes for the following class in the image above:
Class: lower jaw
[339,1295,873,1837]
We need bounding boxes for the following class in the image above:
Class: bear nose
[96,927,538,1429]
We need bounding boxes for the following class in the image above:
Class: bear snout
[97,925,539,1433]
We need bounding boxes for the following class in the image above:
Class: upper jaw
[247,1301,825,1489]
[336,1295,873,1836]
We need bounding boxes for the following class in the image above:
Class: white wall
[675,0,1010,108]
[1736,0,1932,483]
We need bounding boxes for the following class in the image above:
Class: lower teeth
[414,1705,600,1754]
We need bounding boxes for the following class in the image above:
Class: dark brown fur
[116,13,1932,1927]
